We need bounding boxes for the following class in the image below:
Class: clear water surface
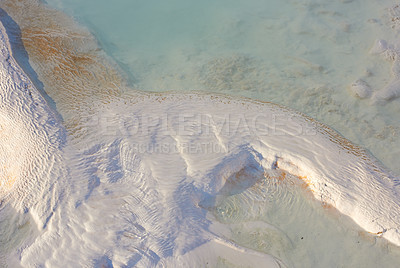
[21,0,400,266]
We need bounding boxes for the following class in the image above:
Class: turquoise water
[46,0,400,174]
[3,0,400,266]
[206,168,400,267]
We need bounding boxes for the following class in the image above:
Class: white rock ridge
[0,20,65,212]
[1,2,400,267]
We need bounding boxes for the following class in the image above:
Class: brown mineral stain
[297,175,315,192]
[0,0,126,137]
[358,230,378,244]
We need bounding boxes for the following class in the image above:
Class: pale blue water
[46,0,400,175]
[23,0,400,266]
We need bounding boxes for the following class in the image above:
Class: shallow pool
[0,0,400,267]
[47,0,400,174]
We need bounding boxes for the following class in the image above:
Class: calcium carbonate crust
[1,2,400,266]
